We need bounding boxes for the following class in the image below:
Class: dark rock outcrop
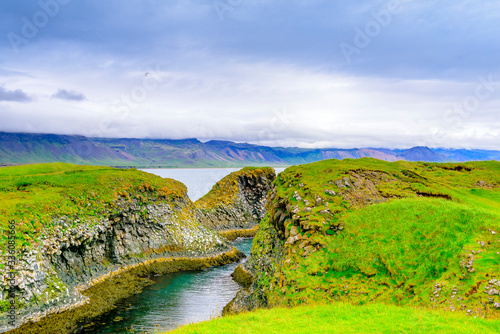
[196,167,276,237]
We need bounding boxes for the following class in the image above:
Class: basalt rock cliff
[195,167,275,240]
[0,164,274,333]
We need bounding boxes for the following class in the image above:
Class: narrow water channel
[78,238,253,334]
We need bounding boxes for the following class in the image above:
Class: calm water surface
[81,238,253,334]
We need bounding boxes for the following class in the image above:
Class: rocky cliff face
[49,197,226,287]
[1,193,229,332]
[222,184,287,314]
[0,166,275,333]
[195,167,275,236]
[225,166,407,314]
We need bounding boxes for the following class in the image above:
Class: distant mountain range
[0,132,499,168]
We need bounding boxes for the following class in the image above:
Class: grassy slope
[170,303,500,334]
[0,163,187,250]
[0,163,247,330]
[168,159,500,333]
[257,159,500,314]
[291,198,500,309]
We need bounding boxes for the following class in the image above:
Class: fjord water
[142,167,286,201]
[142,168,241,201]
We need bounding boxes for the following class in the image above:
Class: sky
[0,0,499,149]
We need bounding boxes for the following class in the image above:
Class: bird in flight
[145,72,149,76]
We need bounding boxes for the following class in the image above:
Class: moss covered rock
[231,264,254,288]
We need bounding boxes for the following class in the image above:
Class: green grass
[283,198,500,310]
[245,158,500,317]
[169,302,500,334]
[0,162,187,249]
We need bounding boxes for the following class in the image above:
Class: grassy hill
[0,163,247,332]
[246,159,500,314]
[183,159,500,333]
[0,163,187,252]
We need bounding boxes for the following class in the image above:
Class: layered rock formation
[195,167,275,240]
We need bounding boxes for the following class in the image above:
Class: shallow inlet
[77,238,253,334]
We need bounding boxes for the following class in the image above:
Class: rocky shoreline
[7,248,244,334]
[1,194,229,333]
[218,226,260,241]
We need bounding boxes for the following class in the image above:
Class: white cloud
[1,52,499,149]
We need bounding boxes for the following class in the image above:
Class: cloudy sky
[0,0,499,149]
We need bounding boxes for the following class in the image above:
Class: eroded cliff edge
[195,167,275,240]
[0,164,274,333]
[225,159,500,318]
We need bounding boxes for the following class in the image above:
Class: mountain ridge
[1,131,499,167]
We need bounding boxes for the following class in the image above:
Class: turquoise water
[79,238,253,333]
